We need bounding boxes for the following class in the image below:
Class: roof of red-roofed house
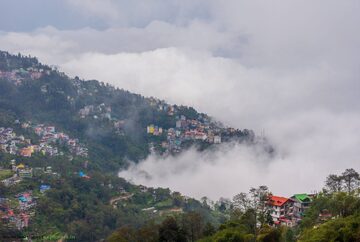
[269,195,289,207]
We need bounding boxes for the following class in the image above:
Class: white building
[214,135,221,144]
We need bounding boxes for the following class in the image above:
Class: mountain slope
[0,50,271,241]
[0,50,266,173]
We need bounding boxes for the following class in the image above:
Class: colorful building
[268,195,294,227]
[291,194,313,221]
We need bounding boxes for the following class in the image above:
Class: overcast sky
[1,0,360,200]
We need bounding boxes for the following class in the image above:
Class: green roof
[293,194,312,202]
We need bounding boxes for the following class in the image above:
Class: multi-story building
[291,194,313,222]
[268,195,294,227]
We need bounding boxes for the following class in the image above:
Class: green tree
[325,174,343,193]
[342,168,360,194]
[159,217,187,242]
[203,222,216,237]
[256,225,281,242]
[299,214,360,242]
[181,212,204,241]
[107,226,137,242]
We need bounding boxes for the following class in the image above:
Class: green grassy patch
[0,169,14,180]
[154,198,173,209]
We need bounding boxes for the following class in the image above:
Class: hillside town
[146,97,254,154]
[30,123,88,157]
[0,121,89,232]
[1,52,257,160]
[0,152,99,232]
[76,96,254,156]
[0,159,57,231]
[0,192,34,230]
[0,122,88,158]
[0,67,50,86]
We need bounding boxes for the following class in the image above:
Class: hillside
[0,51,269,241]
[0,50,269,173]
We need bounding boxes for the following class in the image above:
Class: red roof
[269,195,289,207]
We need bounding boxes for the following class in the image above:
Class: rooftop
[269,195,289,207]
[293,194,312,202]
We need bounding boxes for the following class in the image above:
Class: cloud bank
[119,110,360,200]
[1,0,359,199]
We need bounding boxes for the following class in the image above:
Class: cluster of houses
[146,109,224,154]
[0,159,54,231]
[147,125,163,136]
[0,127,61,157]
[17,191,37,212]
[0,191,37,230]
[1,159,56,187]
[79,103,112,120]
[0,67,49,86]
[78,104,127,135]
[26,122,88,157]
[0,127,32,156]
[146,97,255,155]
[1,123,88,158]
[268,194,315,227]
[147,97,175,116]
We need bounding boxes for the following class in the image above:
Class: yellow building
[147,125,155,134]
[16,163,25,170]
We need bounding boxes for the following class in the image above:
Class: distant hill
[0,50,271,174]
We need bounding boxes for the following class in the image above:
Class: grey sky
[0,0,101,31]
[0,0,359,199]
[0,0,211,31]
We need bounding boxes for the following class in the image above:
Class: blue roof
[40,185,50,190]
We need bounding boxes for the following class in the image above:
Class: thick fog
[1,0,359,199]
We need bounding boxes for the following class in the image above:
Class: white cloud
[120,110,360,200]
[60,48,357,128]
[59,48,360,199]
[0,20,234,63]
[205,0,360,70]
[65,0,120,21]
[0,31,77,64]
